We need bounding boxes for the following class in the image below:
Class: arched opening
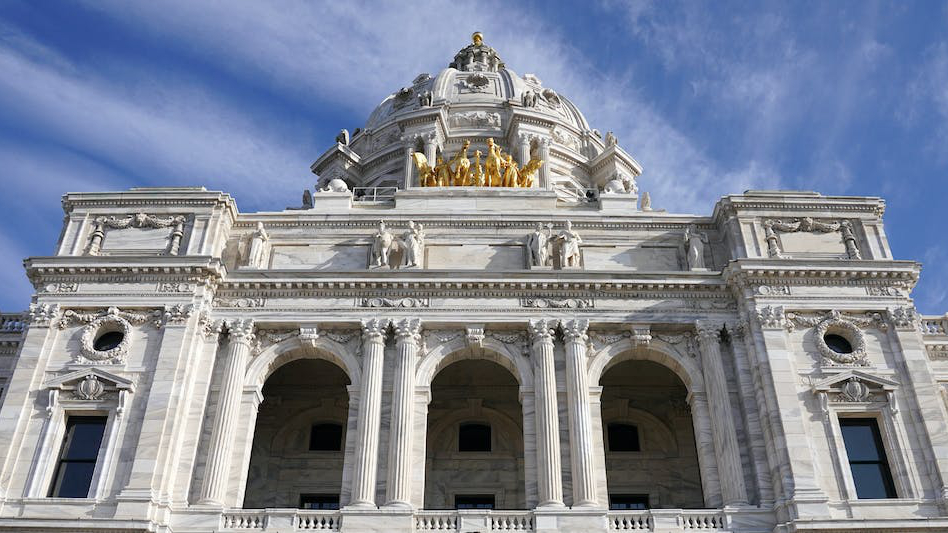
[424,358,525,509]
[243,358,351,509]
[600,359,703,509]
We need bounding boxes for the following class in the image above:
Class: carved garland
[762,217,861,260]
[786,310,885,367]
[87,213,188,256]
[59,307,163,364]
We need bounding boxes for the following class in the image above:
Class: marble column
[349,318,389,508]
[537,137,552,190]
[560,319,598,507]
[403,144,416,188]
[695,320,747,506]
[423,134,438,169]
[385,318,421,507]
[529,319,564,507]
[518,134,533,177]
[199,319,254,505]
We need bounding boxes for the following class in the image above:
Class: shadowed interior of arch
[243,358,351,509]
[424,358,525,509]
[600,359,704,509]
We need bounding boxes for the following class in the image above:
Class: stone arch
[245,335,361,390]
[589,338,703,394]
[416,335,531,389]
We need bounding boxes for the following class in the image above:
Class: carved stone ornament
[43,369,135,417]
[41,282,79,294]
[163,304,195,326]
[888,306,918,331]
[762,217,861,260]
[810,370,899,418]
[755,306,786,329]
[28,303,60,327]
[213,296,266,308]
[466,326,485,348]
[78,314,132,364]
[254,329,298,354]
[785,310,885,367]
[528,319,557,344]
[521,297,593,309]
[88,213,187,256]
[360,297,429,308]
[652,333,700,359]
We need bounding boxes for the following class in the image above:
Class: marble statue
[557,220,582,268]
[641,191,652,210]
[371,221,395,268]
[302,189,313,209]
[527,223,552,267]
[336,129,350,146]
[418,90,433,107]
[605,131,617,147]
[321,178,350,193]
[247,222,269,268]
[522,89,538,108]
[402,221,425,268]
[684,224,707,270]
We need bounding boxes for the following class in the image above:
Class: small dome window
[93,331,125,352]
[824,334,854,355]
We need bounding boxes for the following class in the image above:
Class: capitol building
[1,33,948,533]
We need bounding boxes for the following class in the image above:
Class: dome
[314,33,640,197]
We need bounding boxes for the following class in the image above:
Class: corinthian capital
[559,319,589,342]
[695,320,722,344]
[361,318,391,342]
[528,319,556,344]
[225,318,255,345]
[394,318,422,343]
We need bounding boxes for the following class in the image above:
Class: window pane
[51,461,96,498]
[309,424,343,451]
[459,424,491,452]
[455,495,495,509]
[840,421,881,462]
[609,494,649,510]
[850,464,897,499]
[299,493,340,510]
[62,417,107,461]
[608,424,640,452]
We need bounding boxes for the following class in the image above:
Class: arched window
[309,423,343,451]
[607,423,641,452]
[458,423,491,452]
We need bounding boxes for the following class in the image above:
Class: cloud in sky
[0,1,946,313]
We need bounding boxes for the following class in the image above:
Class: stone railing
[415,510,459,530]
[295,510,341,530]
[221,510,268,529]
[0,313,25,334]
[415,510,533,531]
[920,314,948,336]
[608,510,725,531]
[220,510,340,531]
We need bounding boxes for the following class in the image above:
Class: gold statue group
[411,138,543,188]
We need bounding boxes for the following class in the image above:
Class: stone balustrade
[920,314,948,336]
[0,313,25,334]
[215,509,729,532]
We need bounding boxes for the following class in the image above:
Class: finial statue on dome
[472,31,484,46]
[450,31,504,72]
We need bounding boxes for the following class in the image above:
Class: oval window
[824,333,853,354]
[93,331,125,352]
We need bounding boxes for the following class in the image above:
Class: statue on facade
[336,129,350,146]
[641,191,652,211]
[321,178,350,193]
[557,220,582,268]
[522,89,538,108]
[411,152,436,187]
[485,138,503,186]
[247,222,269,268]
[450,140,472,186]
[501,154,519,187]
[302,189,313,209]
[371,221,396,268]
[605,131,617,147]
[684,224,707,270]
[402,221,426,268]
[518,157,543,187]
[472,150,485,186]
[526,222,552,267]
[418,90,433,107]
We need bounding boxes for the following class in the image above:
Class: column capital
[224,318,255,345]
[529,319,556,344]
[394,317,422,344]
[559,319,589,342]
[361,318,390,342]
[726,320,749,340]
[695,320,722,344]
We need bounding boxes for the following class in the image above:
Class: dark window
[93,331,124,352]
[839,418,897,499]
[455,494,495,509]
[608,423,640,452]
[609,494,649,510]
[824,334,853,354]
[299,493,340,510]
[309,423,343,451]
[49,416,107,498]
[458,423,491,452]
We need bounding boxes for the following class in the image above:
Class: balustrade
[0,313,25,333]
[920,315,948,335]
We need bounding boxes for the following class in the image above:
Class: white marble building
[0,33,947,533]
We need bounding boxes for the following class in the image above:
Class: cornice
[712,194,885,222]
[61,190,238,219]
[723,259,920,289]
[24,256,226,286]
[227,216,717,231]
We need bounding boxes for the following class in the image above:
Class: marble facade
[0,34,947,533]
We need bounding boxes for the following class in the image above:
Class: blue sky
[0,1,946,314]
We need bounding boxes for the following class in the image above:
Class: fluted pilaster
[696,320,747,505]
[561,319,598,507]
[350,318,389,507]
[385,318,421,507]
[529,318,564,507]
[199,319,254,505]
